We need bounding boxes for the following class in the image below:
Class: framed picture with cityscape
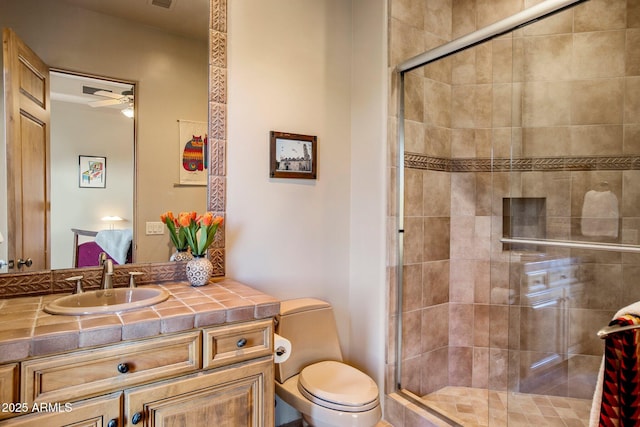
[270,131,317,179]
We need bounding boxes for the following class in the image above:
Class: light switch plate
[146,221,165,235]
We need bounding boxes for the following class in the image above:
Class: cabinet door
[0,364,19,420]
[0,392,121,427]
[125,357,274,427]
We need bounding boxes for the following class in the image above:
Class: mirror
[49,71,135,269]
[0,0,209,273]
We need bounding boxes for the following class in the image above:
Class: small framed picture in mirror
[79,155,107,188]
[269,131,317,179]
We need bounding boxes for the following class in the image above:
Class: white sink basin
[44,288,170,315]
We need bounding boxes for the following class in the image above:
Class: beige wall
[227,0,387,422]
[227,0,353,343]
[0,0,208,266]
[349,0,388,392]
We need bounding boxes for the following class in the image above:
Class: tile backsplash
[0,262,187,299]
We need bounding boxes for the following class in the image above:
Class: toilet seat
[297,361,379,412]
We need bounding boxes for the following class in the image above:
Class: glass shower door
[501,0,640,424]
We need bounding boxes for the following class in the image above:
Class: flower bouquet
[160,211,192,261]
[161,211,223,286]
[178,211,224,257]
[160,211,188,251]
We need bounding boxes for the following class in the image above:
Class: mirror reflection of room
[51,71,135,269]
[0,0,208,272]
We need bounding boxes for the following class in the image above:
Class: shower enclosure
[391,0,640,425]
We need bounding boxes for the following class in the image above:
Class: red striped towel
[594,313,640,426]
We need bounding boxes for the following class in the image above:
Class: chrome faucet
[99,252,114,289]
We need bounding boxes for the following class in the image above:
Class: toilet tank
[275,298,343,384]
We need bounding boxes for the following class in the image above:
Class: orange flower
[199,212,214,226]
[177,212,193,227]
[160,211,174,223]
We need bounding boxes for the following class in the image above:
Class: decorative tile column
[208,0,227,277]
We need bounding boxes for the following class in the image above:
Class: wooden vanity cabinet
[0,319,275,427]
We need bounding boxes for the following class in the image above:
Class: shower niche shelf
[503,197,546,251]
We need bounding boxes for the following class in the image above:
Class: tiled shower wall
[387,0,640,401]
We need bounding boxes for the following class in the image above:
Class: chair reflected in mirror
[72,228,132,267]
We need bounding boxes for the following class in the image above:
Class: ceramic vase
[185,255,213,287]
[171,249,193,262]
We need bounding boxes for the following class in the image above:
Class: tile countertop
[0,279,280,364]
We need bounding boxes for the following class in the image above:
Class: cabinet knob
[17,258,32,268]
[236,338,248,348]
[131,412,142,425]
[117,363,130,374]
[107,419,118,427]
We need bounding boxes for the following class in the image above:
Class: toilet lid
[298,361,379,412]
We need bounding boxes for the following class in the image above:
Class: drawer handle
[107,419,118,427]
[237,338,248,348]
[131,412,142,425]
[117,363,130,374]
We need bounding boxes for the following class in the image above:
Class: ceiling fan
[86,88,134,108]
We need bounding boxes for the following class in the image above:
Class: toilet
[275,298,381,427]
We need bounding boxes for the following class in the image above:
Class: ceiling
[51,0,208,107]
[61,0,209,41]
[50,72,134,111]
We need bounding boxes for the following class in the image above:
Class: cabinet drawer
[21,331,201,405]
[203,319,273,369]
[0,364,19,420]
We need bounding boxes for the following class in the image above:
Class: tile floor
[421,386,592,426]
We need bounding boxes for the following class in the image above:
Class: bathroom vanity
[0,279,279,427]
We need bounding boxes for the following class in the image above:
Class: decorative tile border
[208,0,227,277]
[0,271,52,298]
[0,262,190,299]
[405,154,450,171]
[405,152,640,172]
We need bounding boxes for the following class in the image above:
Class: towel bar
[500,237,640,253]
[597,323,640,339]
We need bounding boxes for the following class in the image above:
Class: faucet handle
[128,271,144,288]
[66,275,84,294]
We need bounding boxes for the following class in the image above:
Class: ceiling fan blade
[88,98,121,107]
[93,90,124,99]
